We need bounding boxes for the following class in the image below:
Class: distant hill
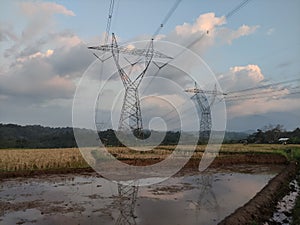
[223,131,248,142]
[3,123,295,148]
[227,112,300,132]
[0,124,95,148]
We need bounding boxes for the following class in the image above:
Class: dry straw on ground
[0,144,298,172]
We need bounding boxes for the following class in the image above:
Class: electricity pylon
[89,33,172,137]
[185,82,225,141]
[89,36,170,225]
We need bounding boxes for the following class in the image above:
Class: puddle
[0,164,283,225]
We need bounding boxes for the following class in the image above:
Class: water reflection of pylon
[115,182,139,225]
[197,175,218,210]
[195,174,220,221]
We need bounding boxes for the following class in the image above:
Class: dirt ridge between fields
[218,161,299,225]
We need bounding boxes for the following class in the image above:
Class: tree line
[0,123,299,148]
[247,124,300,144]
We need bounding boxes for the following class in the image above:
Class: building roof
[278,137,289,141]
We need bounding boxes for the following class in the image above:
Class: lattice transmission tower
[185,82,225,141]
[89,34,171,137]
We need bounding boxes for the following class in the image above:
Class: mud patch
[0,164,283,225]
[218,161,298,225]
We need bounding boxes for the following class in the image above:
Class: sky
[0,0,300,131]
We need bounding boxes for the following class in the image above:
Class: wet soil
[0,152,293,225]
[0,165,282,225]
[0,167,94,180]
[218,161,299,225]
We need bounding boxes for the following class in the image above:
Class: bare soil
[0,152,295,225]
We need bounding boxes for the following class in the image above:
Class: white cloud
[0,56,75,100]
[161,13,259,56]
[16,49,54,63]
[0,2,93,105]
[54,34,82,48]
[219,64,300,119]
[228,97,300,118]
[19,2,75,17]
[218,64,264,92]
[218,24,259,44]
[0,5,283,128]
[175,13,226,36]
[0,34,94,102]
[231,64,264,82]
[14,2,75,47]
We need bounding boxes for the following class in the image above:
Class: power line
[159,88,300,127]
[94,0,257,131]
[226,78,300,94]
[140,0,254,121]
[105,0,115,44]
[145,0,254,75]
[225,85,300,100]
[140,0,254,125]
[184,0,254,53]
[152,0,182,40]
[225,90,300,102]
[225,86,300,102]
[225,0,252,19]
[156,83,300,124]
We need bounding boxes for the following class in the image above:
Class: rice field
[0,148,88,172]
[0,144,299,172]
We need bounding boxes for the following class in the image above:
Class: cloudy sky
[1,0,299,131]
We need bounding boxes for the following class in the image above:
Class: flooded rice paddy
[0,164,284,225]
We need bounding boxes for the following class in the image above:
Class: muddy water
[0,164,283,225]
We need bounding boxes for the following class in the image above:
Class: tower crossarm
[184,88,226,96]
[88,45,173,59]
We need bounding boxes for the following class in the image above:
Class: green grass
[291,147,300,161]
